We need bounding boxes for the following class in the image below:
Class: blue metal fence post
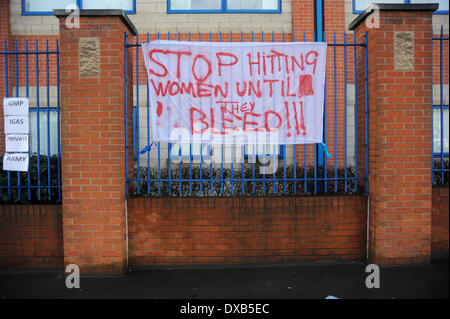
[124,32,129,196]
[146,32,150,195]
[344,32,348,193]
[353,32,358,193]
[439,25,444,183]
[4,39,11,201]
[135,32,140,195]
[56,39,61,201]
[26,39,31,200]
[45,39,51,200]
[14,39,21,200]
[333,32,338,193]
[316,0,324,167]
[364,31,369,195]
[35,39,41,200]
[323,32,328,193]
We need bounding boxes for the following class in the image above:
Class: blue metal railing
[0,38,61,203]
[125,31,369,197]
[0,28,444,202]
[432,26,449,186]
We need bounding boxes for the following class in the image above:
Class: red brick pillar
[54,9,136,275]
[350,3,437,265]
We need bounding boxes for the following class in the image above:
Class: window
[169,143,283,159]
[171,143,212,159]
[29,111,59,156]
[22,0,136,15]
[433,107,449,156]
[244,144,283,158]
[353,0,449,14]
[168,0,281,13]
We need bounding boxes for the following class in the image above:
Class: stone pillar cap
[54,9,137,35]
[348,3,439,30]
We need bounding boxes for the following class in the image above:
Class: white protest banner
[141,40,327,145]
[3,153,29,172]
[6,134,29,152]
[4,116,29,134]
[3,97,29,116]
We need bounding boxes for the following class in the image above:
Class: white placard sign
[3,153,29,172]
[3,97,29,172]
[4,116,29,134]
[6,134,29,152]
[3,97,29,116]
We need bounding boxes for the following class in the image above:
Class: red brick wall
[292,0,315,37]
[127,196,367,266]
[0,204,63,268]
[432,187,449,258]
[0,190,446,269]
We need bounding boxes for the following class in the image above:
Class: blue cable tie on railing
[140,141,155,154]
[321,143,332,159]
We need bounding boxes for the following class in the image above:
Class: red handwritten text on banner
[141,40,327,145]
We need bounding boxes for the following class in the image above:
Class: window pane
[433,108,449,154]
[171,143,209,157]
[170,143,180,157]
[354,0,404,12]
[181,143,192,156]
[25,0,76,12]
[410,0,448,11]
[190,144,201,156]
[30,112,59,156]
[244,144,280,156]
[227,0,278,10]
[82,0,133,10]
[170,0,221,10]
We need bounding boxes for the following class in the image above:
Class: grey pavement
[0,259,448,299]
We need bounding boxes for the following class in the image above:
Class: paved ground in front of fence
[0,259,448,299]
